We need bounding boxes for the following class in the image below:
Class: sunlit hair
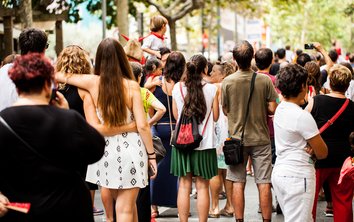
[56,45,92,90]
[329,64,352,93]
[163,51,185,83]
[215,61,235,77]
[8,53,53,94]
[150,15,168,32]
[184,54,207,124]
[95,38,134,127]
[304,61,321,94]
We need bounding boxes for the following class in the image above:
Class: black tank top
[59,85,85,117]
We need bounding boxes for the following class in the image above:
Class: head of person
[8,53,54,100]
[221,51,237,70]
[328,65,352,93]
[328,50,339,63]
[56,45,92,77]
[285,45,291,50]
[276,64,308,99]
[349,54,354,64]
[150,15,168,33]
[296,49,303,56]
[163,51,185,83]
[296,53,312,67]
[276,48,286,60]
[145,57,162,77]
[19,28,48,55]
[255,48,273,71]
[95,38,134,127]
[183,54,208,124]
[130,62,143,84]
[232,40,254,70]
[1,54,17,67]
[304,61,321,92]
[340,62,354,77]
[159,47,171,68]
[210,61,235,83]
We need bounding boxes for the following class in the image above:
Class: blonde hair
[56,45,92,75]
[150,15,168,32]
[329,64,352,92]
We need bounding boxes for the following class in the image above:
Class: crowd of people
[0,14,354,222]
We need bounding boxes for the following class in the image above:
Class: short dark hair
[285,45,291,50]
[163,51,185,83]
[159,47,171,57]
[255,48,273,70]
[296,49,303,56]
[144,57,161,75]
[328,50,338,63]
[232,41,254,70]
[276,64,308,98]
[19,28,48,55]
[8,53,53,94]
[276,48,286,59]
[349,53,354,63]
[296,53,311,67]
[130,62,143,82]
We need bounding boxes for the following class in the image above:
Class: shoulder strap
[319,99,349,134]
[0,116,51,163]
[240,72,257,142]
[164,78,173,134]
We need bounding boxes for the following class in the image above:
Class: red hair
[8,53,54,93]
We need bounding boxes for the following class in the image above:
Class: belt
[155,122,176,125]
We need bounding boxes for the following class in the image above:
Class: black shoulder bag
[223,72,256,165]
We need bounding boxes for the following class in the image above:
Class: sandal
[219,208,234,217]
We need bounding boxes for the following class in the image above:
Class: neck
[328,91,346,98]
[14,93,49,106]
[258,68,270,74]
[283,96,304,106]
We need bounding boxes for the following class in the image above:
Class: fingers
[54,91,69,109]
[0,194,9,218]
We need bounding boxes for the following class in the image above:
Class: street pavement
[94,175,351,222]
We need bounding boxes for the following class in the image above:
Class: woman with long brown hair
[171,54,219,222]
[56,38,157,222]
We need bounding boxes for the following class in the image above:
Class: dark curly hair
[19,28,48,55]
[276,64,308,98]
[183,54,207,124]
[8,53,54,94]
[163,51,185,83]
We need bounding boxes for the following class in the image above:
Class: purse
[223,72,256,165]
[152,135,166,163]
[171,83,212,152]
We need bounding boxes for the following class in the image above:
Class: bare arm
[130,81,157,179]
[172,98,179,120]
[142,48,161,59]
[307,134,328,160]
[81,89,137,136]
[148,100,166,126]
[314,42,334,70]
[0,193,9,217]
[212,90,219,122]
[267,101,278,115]
[144,76,162,91]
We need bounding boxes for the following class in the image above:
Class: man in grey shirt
[0,28,48,111]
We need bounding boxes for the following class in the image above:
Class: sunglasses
[46,43,49,49]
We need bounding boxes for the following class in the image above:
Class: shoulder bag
[223,73,256,165]
[171,83,212,152]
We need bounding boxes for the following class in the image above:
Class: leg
[136,185,151,222]
[312,168,326,221]
[221,169,234,214]
[177,173,192,222]
[233,182,246,220]
[209,169,222,216]
[114,188,140,222]
[257,183,272,220]
[246,156,253,175]
[101,187,114,222]
[195,176,211,222]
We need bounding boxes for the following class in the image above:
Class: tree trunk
[169,19,177,50]
[117,0,129,44]
[20,0,33,29]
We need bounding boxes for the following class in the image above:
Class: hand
[51,91,69,109]
[54,71,65,83]
[305,144,314,155]
[0,193,9,217]
[152,78,162,87]
[154,51,162,59]
[313,42,324,53]
[148,158,157,179]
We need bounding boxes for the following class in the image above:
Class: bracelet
[64,73,73,85]
[147,151,155,155]
[148,157,156,160]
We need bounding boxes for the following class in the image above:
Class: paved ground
[94,175,350,222]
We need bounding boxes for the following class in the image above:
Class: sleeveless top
[59,85,84,117]
[154,82,175,124]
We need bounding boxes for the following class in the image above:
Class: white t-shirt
[141,35,165,59]
[172,82,217,150]
[0,64,17,111]
[273,101,319,178]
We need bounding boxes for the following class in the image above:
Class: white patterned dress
[86,109,148,189]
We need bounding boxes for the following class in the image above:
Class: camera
[304,43,314,50]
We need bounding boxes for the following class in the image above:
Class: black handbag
[223,73,256,165]
[152,135,166,163]
[171,83,211,152]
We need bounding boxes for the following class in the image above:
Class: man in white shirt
[0,28,48,111]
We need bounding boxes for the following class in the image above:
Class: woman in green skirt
[171,54,219,222]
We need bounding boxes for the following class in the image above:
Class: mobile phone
[304,43,314,49]
[49,88,57,104]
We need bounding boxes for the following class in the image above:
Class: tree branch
[144,0,168,18]
[166,0,183,12]
[172,0,201,21]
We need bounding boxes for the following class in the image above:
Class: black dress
[0,105,105,222]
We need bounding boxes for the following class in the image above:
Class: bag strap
[240,72,257,142]
[0,116,52,163]
[163,78,173,134]
[319,98,349,134]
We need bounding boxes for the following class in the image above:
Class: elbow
[137,122,150,133]
[159,107,166,115]
[316,146,328,160]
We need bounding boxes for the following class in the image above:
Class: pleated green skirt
[170,146,218,180]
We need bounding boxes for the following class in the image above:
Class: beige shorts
[226,144,272,183]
